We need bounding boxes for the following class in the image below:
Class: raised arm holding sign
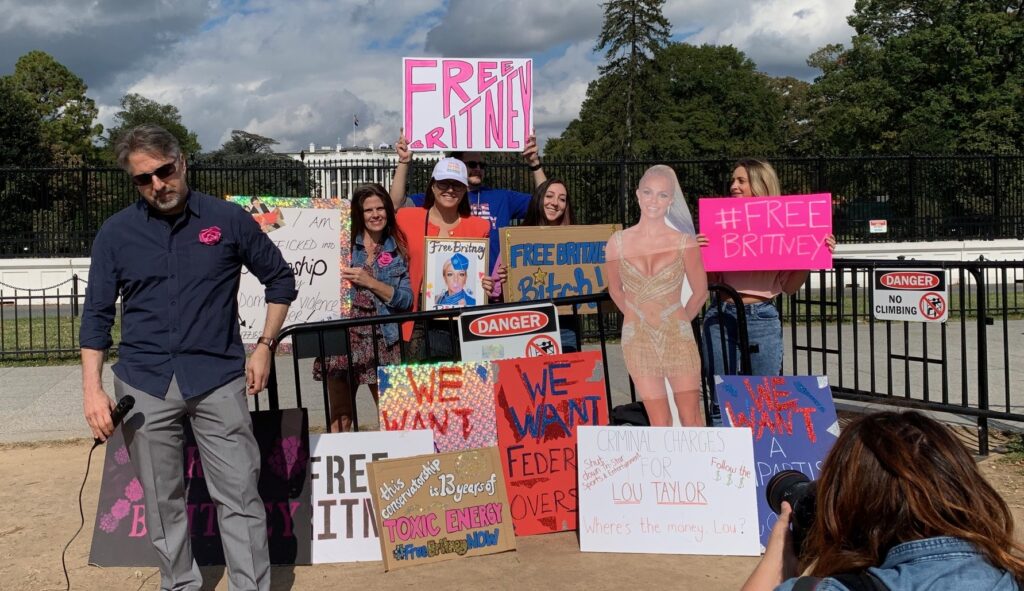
[391,57,545,273]
[698,160,836,422]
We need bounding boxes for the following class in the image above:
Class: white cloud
[424,0,603,56]
[672,0,857,78]
[4,0,859,154]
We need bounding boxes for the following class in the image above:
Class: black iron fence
[0,274,101,361]
[3,153,1023,257]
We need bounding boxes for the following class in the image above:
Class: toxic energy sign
[577,426,760,556]
[715,375,839,550]
[493,351,609,536]
[501,224,619,314]
[403,57,532,151]
[872,268,948,323]
[458,302,561,361]
[698,194,833,272]
[367,447,516,571]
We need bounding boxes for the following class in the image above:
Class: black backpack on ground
[610,401,650,426]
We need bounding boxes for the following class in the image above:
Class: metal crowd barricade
[783,258,1024,454]
[266,286,753,432]
[268,294,618,432]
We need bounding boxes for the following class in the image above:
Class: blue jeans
[702,300,783,424]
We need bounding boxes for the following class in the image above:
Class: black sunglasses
[463,160,486,170]
[131,160,179,186]
[434,180,467,192]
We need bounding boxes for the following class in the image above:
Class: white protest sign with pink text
[577,426,760,556]
[699,194,833,272]
[403,58,532,152]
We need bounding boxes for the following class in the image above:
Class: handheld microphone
[94,395,135,445]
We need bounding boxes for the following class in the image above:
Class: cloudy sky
[0,0,856,153]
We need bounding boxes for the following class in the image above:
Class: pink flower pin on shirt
[198,226,221,245]
[377,252,393,267]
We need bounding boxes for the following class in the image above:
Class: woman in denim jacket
[313,184,412,431]
[743,411,1024,591]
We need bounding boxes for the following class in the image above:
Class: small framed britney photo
[422,237,488,311]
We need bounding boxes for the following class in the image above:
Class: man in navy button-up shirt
[80,124,295,590]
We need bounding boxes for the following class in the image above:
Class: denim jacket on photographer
[350,233,412,346]
[776,536,1020,591]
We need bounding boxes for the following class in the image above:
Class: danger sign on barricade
[458,302,561,361]
[872,269,948,323]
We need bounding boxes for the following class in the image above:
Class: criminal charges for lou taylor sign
[403,57,532,151]
[699,194,833,272]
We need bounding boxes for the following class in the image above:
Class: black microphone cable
[61,439,101,591]
[62,395,134,590]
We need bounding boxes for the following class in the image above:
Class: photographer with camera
[742,411,1024,591]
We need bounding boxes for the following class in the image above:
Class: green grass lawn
[0,313,121,366]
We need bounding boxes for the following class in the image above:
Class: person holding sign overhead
[396,157,493,358]
[605,165,708,426]
[742,411,1024,591]
[698,159,836,419]
[313,183,412,432]
[390,129,547,273]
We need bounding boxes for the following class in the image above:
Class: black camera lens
[766,469,818,554]
[766,469,811,514]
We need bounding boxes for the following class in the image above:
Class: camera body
[765,469,817,554]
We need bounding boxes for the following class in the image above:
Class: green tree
[105,94,202,158]
[594,0,671,155]
[216,130,278,156]
[807,0,1024,154]
[196,130,311,197]
[5,50,102,163]
[0,78,48,167]
[765,75,815,155]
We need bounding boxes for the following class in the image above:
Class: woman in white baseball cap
[395,157,493,359]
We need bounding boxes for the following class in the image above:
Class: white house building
[279,143,445,199]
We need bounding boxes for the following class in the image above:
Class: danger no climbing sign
[872,269,948,323]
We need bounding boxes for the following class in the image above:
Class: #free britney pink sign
[698,194,833,272]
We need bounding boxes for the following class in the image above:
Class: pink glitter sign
[377,361,497,452]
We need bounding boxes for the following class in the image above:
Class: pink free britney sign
[403,57,532,152]
[698,194,833,272]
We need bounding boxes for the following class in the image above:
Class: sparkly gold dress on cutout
[613,231,701,386]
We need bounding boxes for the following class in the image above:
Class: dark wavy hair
[802,411,1024,582]
[524,178,573,226]
[351,183,408,261]
[422,178,471,217]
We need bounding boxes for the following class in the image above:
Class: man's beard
[150,191,184,212]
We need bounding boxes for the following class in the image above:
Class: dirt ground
[2,433,1022,591]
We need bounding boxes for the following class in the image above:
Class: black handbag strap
[791,572,889,591]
